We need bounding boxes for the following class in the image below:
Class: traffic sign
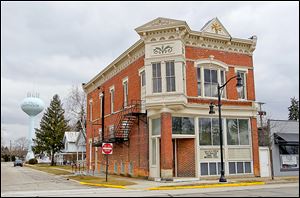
[102,143,113,155]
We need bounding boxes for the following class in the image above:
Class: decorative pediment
[135,17,187,33]
[200,17,231,37]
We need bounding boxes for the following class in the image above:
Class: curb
[147,181,266,190]
[79,181,127,189]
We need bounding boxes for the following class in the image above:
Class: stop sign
[102,143,113,155]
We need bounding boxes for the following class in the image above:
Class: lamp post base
[219,175,227,182]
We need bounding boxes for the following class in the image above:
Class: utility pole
[257,102,266,145]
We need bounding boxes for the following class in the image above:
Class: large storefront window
[279,145,299,170]
[226,119,249,145]
[172,117,195,135]
[199,118,220,145]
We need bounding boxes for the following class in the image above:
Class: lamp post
[209,74,243,182]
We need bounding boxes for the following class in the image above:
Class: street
[1,162,299,197]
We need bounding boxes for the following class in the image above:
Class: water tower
[20,92,45,161]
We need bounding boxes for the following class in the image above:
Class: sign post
[102,143,113,182]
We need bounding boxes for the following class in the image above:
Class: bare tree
[11,137,29,159]
[63,85,86,138]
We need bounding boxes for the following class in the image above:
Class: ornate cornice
[83,40,145,93]
[136,17,257,55]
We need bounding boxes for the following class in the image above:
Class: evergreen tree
[33,94,69,166]
[288,97,299,121]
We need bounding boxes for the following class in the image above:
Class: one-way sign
[102,143,113,155]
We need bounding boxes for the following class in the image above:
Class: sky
[1,1,299,146]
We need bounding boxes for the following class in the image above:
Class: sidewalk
[34,165,298,190]
[76,174,299,190]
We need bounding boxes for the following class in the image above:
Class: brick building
[82,17,259,180]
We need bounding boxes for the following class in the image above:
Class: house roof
[269,120,299,134]
[64,131,80,143]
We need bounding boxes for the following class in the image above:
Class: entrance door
[259,147,271,177]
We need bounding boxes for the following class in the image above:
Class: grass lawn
[68,175,137,186]
[25,164,72,175]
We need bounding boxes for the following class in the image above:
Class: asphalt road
[1,162,299,197]
[1,162,93,194]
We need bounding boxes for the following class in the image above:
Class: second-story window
[141,70,146,87]
[99,93,103,118]
[204,69,218,97]
[110,88,114,113]
[197,68,201,96]
[237,71,246,99]
[152,62,162,93]
[89,100,93,121]
[166,61,176,92]
[123,80,128,107]
[197,66,226,98]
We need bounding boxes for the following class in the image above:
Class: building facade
[268,120,299,177]
[83,17,259,180]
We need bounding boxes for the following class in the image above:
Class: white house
[75,130,86,163]
[56,131,83,164]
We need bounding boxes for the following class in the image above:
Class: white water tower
[20,92,45,161]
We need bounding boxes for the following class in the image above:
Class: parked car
[14,159,23,167]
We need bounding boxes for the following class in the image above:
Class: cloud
[1,2,299,144]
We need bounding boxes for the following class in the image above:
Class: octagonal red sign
[102,143,113,155]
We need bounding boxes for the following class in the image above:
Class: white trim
[109,85,115,91]
[194,59,229,71]
[89,100,93,121]
[109,87,115,113]
[234,67,249,74]
[236,70,247,100]
[138,67,145,74]
[122,78,129,107]
[122,77,129,84]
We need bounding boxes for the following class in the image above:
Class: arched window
[195,59,228,98]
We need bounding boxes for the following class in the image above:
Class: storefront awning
[274,133,299,145]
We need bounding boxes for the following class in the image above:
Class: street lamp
[209,74,243,182]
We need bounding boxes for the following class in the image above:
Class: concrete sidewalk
[77,175,299,190]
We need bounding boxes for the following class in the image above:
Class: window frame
[89,100,93,121]
[226,118,250,146]
[237,70,247,100]
[199,117,221,146]
[152,62,162,93]
[172,116,195,135]
[122,78,129,108]
[228,161,252,175]
[165,60,176,92]
[196,65,227,98]
[109,87,115,113]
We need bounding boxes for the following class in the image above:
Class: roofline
[83,39,144,91]
[268,119,299,122]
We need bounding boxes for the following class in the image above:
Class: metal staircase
[92,100,146,147]
[111,100,145,143]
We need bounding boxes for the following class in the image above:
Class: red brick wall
[160,112,173,171]
[185,47,256,102]
[185,46,253,66]
[251,117,260,177]
[86,56,149,177]
[176,139,195,177]
[247,69,256,100]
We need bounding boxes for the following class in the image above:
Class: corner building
[83,17,259,180]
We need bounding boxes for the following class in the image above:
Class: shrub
[28,158,38,165]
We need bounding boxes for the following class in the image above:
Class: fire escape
[92,100,146,147]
